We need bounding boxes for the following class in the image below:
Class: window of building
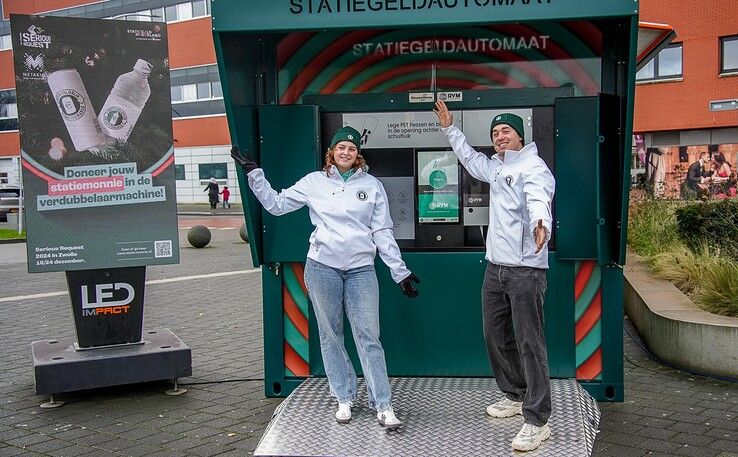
[149,7,164,21]
[721,35,738,74]
[196,82,211,99]
[176,2,193,20]
[171,86,182,102]
[211,81,223,98]
[0,90,17,119]
[199,163,228,180]
[170,65,224,104]
[160,0,209,21]
[174,164,185,180]
[165,5,177,21]
[0,89,18,131]
[169,65,225,117]
[0,34,11,51]
[181,84,197,102]
[636,44,683,81]
[192,0,208,17]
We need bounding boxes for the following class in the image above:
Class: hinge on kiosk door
[268,262,281,276]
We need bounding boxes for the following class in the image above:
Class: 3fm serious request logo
[19,25,51,49]
[80,282,135,316]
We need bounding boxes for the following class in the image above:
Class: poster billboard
[10,14,179,273]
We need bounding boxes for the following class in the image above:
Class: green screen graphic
[417,150,459,223]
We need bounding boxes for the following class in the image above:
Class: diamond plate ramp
[255,377,600,457]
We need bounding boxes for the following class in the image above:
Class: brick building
[634,0,738,197]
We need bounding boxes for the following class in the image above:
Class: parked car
[0,185,21,223]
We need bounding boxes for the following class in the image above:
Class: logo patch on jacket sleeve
[356,190,368,201]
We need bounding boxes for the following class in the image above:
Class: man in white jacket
[434,101,555,452]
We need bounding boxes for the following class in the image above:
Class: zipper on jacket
[520,206,526,261]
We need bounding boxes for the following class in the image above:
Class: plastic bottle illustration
[47,69,106,153]
[98,59,153,142]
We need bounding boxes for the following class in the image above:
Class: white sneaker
[486,397,523,418]
[335,401,352,423]
[511,422,551,451]
[376,407,403,430]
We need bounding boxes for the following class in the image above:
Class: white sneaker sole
[335,417,351,424]
[377,418,402,430]
[486,405,523,418]
[511,427,551,451]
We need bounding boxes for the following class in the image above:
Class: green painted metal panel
[596,93,622,266]
[212,0,638,33]
[599,264,624,401]
[309,252,574,378]
[554,96,598,260]
[555,95,624,264]
[262,267,287,397]
[545,258,576,378]
[258,105,321,263]
[620,16,639,265]
[213,34,265,266]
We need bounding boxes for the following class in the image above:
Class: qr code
[154,240,173,258]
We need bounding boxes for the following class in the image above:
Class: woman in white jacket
[231,126,419,429]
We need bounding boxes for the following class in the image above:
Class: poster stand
[31,266,192,406]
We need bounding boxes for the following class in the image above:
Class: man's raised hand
[433,100,453,128]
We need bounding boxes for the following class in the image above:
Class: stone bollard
[187,225,211,248]
[239,223,249,243]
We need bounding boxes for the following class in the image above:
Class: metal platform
[255,377,600,457]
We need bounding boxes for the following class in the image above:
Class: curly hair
[322,146,367,174]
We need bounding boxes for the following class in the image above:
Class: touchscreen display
[417,150,460,224]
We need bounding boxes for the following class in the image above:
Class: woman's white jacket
[247,165,411,282]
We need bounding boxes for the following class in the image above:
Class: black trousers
[482,262,552,426]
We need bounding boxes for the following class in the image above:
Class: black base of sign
[31,328,191,396]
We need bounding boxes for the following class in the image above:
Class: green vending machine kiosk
[212,1,641,454]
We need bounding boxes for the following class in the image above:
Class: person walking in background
[220,186,231,208]
[434,100,555,452]
[231,126,420,430]
[203,177,219,209]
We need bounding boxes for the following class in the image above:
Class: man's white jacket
[443,125,555,269]
[247,166,411,282]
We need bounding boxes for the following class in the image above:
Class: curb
[624,254,738,379]
[0,238,25,244]
[178,212,245,217]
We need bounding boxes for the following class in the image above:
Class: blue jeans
[304,258,392,411]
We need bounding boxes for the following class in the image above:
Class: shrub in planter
[675,199,738,260]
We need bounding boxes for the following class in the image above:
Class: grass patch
[627,199,681,258]
[0,228,26,240]
[629,198,738,317]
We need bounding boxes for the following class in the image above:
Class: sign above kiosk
[211,0,638,32]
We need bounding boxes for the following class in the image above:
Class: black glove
[399,273,420,298]
[231,145,258,173]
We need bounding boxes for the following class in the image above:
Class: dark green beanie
[330,126,362,151]
[490,113,525,143]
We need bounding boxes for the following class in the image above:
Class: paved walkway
[0,216,736,456]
